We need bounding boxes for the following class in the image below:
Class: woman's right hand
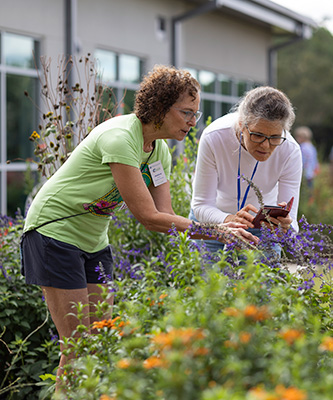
[223,204,258,228]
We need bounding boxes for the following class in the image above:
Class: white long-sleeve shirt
[191,112,302,231]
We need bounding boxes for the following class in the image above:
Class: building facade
[0,0,315,216]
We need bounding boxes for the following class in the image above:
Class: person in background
[20,65,258,389]
[190,86,302,253]
[294,126,320,194]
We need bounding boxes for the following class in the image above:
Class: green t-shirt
[24,114,172,252]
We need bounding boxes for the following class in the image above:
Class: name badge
[148,160,167,187]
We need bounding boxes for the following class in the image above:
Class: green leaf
[39,373,57,381]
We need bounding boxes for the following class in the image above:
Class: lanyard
[141,141,155,172]
[237,131,259,211]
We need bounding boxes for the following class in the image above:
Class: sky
[272,0,333,33]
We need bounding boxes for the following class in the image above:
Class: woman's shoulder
[283,131,301,153]
[272,131,302,164]
[200,113,238,146]
[204,112,237,134]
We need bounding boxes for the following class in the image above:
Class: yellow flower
[30,131,40,140]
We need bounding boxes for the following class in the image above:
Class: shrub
[0,214,59,400]
[51,235,333,400]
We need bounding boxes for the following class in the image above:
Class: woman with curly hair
[21,65,257,388]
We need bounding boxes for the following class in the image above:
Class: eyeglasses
[173,107,202,123]
[245,124,286,146]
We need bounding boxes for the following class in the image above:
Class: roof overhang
[186,0,317,39]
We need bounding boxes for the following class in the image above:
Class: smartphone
[252,197,294,229]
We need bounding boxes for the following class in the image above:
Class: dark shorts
[20,230,113,290]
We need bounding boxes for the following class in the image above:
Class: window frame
[94,48,145,115]
[0,31,40,216]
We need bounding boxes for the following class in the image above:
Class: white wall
[0,0,272,82]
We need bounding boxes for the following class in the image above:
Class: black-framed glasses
[173,107,202,123]
[245,124,286,146]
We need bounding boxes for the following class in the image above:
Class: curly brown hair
[134,65,200,126]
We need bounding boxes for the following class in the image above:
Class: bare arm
[109,163,258,244]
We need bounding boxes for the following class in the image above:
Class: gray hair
[235,86,295,130]
[294,126,313,141]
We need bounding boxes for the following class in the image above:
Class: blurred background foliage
[278,27,333,161]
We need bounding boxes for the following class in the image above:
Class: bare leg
[87,283,114,326]
[42,284,113,391]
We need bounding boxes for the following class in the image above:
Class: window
[0,32,40,216]
[198,70,215,93]
[95,49,144,115]
[156,16,167,41]
[186,67,261,131]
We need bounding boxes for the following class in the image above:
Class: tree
[277,27,333,160]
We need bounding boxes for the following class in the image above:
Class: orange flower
[224,340,238,349]
[248,386,280,400]
[143,356,166,369]
[118,321,129,328]
[239,331,252,344]
[117,358,131,369]
[159,293,168,300]
[100,395,116,400]
[249,385,307,400]
[193,347,209,356]
[92,319,110,330]
[279,329,304,345]
[224,307,240,317]
[92,316,121,330]
[275,385,307,400]
[152,328,205,349]
[244,305,271,321]
[319,336,333,351]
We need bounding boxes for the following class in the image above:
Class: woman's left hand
[218,222,259,245]
[263,202,292,233]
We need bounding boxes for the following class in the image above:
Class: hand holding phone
[252,197,294,229]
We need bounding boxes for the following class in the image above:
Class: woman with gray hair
[190,86,302,253]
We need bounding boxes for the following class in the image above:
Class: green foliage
[1,129,333,398]
[298,164,333,230]
[51,241,333,400]
[169,128,199,217]
[277,27,333,159]
[0,216,59,400]
[25,54,117,179]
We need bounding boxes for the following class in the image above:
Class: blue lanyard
[237,131,259,211]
